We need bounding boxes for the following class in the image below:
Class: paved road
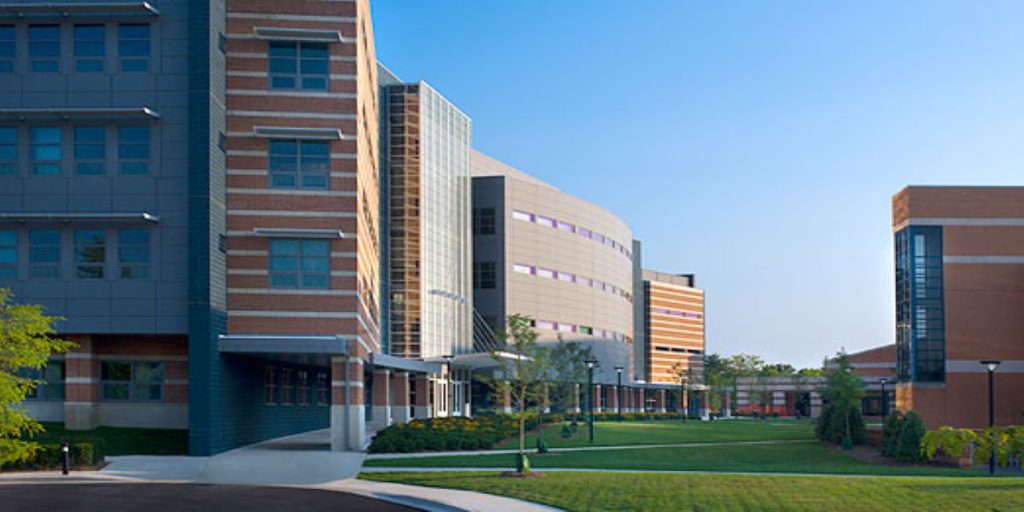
[0,482,420,512]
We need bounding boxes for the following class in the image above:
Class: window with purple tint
[578,276,592,287]
[536,215,555,228]
[557,271,574,282]
[593,233,605,243]
[557,221,574,233]
[558,323,574,333]
[512,210,534,222]
[537,268,555,279]
[513,263,534,275]
[537,320,556,330]
[578,227,592,238]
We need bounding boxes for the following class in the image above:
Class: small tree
[894,411,926,462]
[669,361,696,419]
[547,336,592,416]
[817,350,865,449]
[487,314,551,474]
[0,290,72,467]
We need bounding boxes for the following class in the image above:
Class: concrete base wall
[393,405,411,424]
[65,402,100,430]
[370,405,392,432]
[413,405,432,419]
[331,405,365,451]
[98,403,188,429]
[19,402,64,423]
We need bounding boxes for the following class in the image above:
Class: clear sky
[372,1,1024,368]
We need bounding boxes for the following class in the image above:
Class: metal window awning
[254,27,344,43]
[252,228,346,239]
[371,352,441,374]
[0,212,160,224]
[219,334,350,354]
[253,126,344,141]
[0,2,160,17]
[0,108,160,122]
[433,351,528,371]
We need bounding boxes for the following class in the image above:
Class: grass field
[32,422,188,456]
[494,419,812,449]
[365,440,978,477]
[360,471,1024,512]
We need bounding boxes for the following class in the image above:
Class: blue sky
[373,1,1024,368]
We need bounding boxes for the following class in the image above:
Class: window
[536,215,556,228]
[118,229,149,278]
[118,24,150,72]
[316,372,329,406]
[29,229,60,279]
[269,239,329,289]
[23,362,65,400]
[269,41,328,90]
[280,368,294,405]
[557,220,575,233]
[473,261,496,289]
[297,370,310,405]
[512,210,533,222]
[269,140,329,189]
[578,326,593,335]
[74,126,105,175]
[557,271,575,283]
[30,25,60,72]
[118,126,150,175]
[74,229,105,278]
[264,366,278,404]
[101,361,164,401]
[0,127,14,174]
[536,320,556,331]
[0,25,14,73]
[536,268,555,279]
[512,263,534,275]
[0,230,16,278]
[30,127,62,175]
[473,208,495,235]
[74,25,105,72]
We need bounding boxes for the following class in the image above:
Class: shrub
[368,414,561,454]
[1,442,99,471]
[536,437,549,453]
[894,411,926,461]
[816,403,865,446]
[880,411,904,457]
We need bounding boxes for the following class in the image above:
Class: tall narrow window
[30,127,62,175]
[0,26,14,73]
[473,261,496,289]
[473,208,496,235]
[297,370,310,405]
[118,125,150,175]
[0,230,16,278]
[269,140,329,189]
[74,126,106,175]
[264,366,278,405]
[74,25,105,72]
[269,239,330,289]
[118,24,150,72]
[268,41,328,91]
[74,229,105,278]
[0,127,15,174]
[316,372,328,406]
[280,368,294,405]
[29,25,60,72]
[29,229,60,279]
[118,229,149,278]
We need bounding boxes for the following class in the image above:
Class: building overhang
[0,212,160,224]
[251,228,346,239]
[218,334,350,368]
[435,351,527,371]
[0,108,160,122]
[254,27,345,43]
[0,2,159,19]
[253,126,344,141]
[371,353,441,374]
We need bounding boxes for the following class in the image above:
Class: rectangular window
[473,261,496,289]
[30,127,62,175]
[578,326,593,335]
[118,24,150,72]
[557,271,575,283]
[0,25,14,73]
[0,230,16,278]
[118,126,150,175]
[269,140,329,189]
[29,229,60,279]
[557,220,575,233]
[101,361,163,401]
[536,320,556,331]
[316,372,328,406]
[0,127,15,174]
[269,239,330,289]
[297,370,310,405]
[511,210,533,222]
[74,229,105,279]
[512,263,534,275]
[24,362,65,401]
[536,215,556,228]
[265,366,278,405]
[268,41,328,91]
[536,268,555,279]
[558,323,575,333]
[280,368,294,405]
[578,227,592,238]
[472,208,495,235]
[578,276,592,287]
[74,25,105,72]
[29,25,60,72]
[118,229,149,278]
[74,126,105,175]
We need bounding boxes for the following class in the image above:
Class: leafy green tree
[894,411,926,461]
[759,363,797,377]
[487,314,552,473]
[816,350,866,449]
[546,336,593,414]
[0,290,72,466]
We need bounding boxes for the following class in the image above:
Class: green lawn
[365,441,978,477]
[31,422,188,456]
[360,472,1024,512]
[495,419,813,449]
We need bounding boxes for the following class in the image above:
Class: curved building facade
[471,151,634,383]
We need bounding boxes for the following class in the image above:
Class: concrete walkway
[361,466,985,480]
[366,439,815,459]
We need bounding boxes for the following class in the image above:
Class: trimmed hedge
[568,412,694,422]
[369,413,563,454]
[2,442,99,471]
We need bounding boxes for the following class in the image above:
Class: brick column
[608,385,618,413]
[330,356,365,451]
[64,335,99,430]
[391,371,411,424]
[413,374,432,419]
[593,384,602,413]
[370,368,392,431]
[657,389,667,412]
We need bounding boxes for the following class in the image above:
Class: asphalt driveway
[0,482,420,512]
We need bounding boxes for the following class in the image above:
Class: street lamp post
[680,375,689,422]
[585,359,598,443]
[614,366,624,420]
[442,354,454,417]
[981,360,1001,475]
[879,378,893,418]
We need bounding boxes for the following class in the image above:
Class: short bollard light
[61,442,70,476]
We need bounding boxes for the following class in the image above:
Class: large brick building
[892,186,1024,429]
